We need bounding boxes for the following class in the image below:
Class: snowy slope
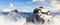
[0,8,60,25]
[0,11,60,25]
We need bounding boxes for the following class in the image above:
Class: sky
[0,0,60,12]
[0,0,51,10]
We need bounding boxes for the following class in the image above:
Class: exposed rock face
[26,7,54,23]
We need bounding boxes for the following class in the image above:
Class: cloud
[29,0,45,5]
[51,0,60,12]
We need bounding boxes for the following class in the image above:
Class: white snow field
[0,11,60,25]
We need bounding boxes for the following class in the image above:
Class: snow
[0,12,26,25]
[0,11,60,25]
[1,9,12,12]
[0,3,60,25]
